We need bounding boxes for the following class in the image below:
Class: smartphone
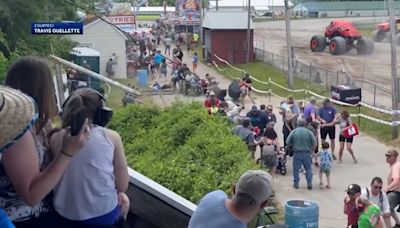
[70,108,86,136]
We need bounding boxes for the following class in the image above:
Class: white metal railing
[212,55,400,127]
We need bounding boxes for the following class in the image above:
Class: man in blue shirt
[317,99,337,160]
[246,105,267,136]
[153,50,163,77]
[303,98,317,122]
[188,170,273,228]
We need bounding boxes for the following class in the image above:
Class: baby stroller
[276,147,288,175]
[189,74,203,96]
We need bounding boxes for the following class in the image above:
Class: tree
[0,0,76,51]
[0,0,76,83]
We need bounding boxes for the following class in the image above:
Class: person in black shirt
[173,45,184,61]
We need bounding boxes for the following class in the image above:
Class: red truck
[310,20,374,55]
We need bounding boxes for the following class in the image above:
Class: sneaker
[293,184,299,189]
[307,185,312,190]
[326,185,331,189]
[332,154,337,160]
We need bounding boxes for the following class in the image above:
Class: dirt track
[255,17,397,108]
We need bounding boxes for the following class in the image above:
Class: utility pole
[284,0,293,88]
[246,0,251,63]
[389,0,399,139]
[216,0,218,11]
[200,0,203,43]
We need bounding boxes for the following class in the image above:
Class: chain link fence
[254,41,392,109]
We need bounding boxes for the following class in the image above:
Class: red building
[202,11,255,64]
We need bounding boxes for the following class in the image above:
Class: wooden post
[389,0,399,139]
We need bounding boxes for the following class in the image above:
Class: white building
[209,0,292,14]
[136,6,176,14]
[67,17,128,79]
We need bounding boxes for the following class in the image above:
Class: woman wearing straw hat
[1,57,90,227]
[0,86,34,227]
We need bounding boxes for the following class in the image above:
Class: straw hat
[0,86,38,153]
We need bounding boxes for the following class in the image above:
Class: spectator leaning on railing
[49,88,129,227]
[0,86,42,228]
[2,56,90,227]
[188,170,273,228]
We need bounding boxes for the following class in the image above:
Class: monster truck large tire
[310,35,326,52]
[329,37,346,55]
[372,30,386,42]
[356,37,374,55]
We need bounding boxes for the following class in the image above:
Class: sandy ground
[255,17,397,108]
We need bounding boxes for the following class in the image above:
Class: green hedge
[109,102,257,203]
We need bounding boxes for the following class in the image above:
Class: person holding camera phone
[49,88,129,227]
[1,57,90,227]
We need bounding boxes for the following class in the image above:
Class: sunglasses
[373,186,383,189]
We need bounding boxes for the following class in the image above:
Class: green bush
[109,102,257,203]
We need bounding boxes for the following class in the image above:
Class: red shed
[202,11,255,64]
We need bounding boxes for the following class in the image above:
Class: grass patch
[106,78,140,111]
[214,61,397,145]
[136,14,160,21]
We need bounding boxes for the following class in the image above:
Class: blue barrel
[137,70,148,87]
[0,209,14,228]
[285,200,319,228]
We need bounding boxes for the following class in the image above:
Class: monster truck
[310,20,374,55]
[371,19,400,44]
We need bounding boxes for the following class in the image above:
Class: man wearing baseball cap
[344,183,362,228]
[188,170,274,228]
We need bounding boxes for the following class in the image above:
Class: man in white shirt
[361,177,391,228]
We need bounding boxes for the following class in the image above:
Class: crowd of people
[2,22,400,228]
[200,76,399,227]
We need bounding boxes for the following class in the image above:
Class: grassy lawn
[136,14,160,21]
[106,78,140,111]
[214,61,398,145]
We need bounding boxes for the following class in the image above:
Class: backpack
[262,139,277,158]
[365,187,383,209]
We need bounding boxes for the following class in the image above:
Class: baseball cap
[309,97,317,103]
[251,105,258,110]
[346,184,361,195]
[209,91,215,96]
[235,170,273,203]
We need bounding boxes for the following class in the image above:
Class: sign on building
[176,0,201,25]
[105,3,136,33]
